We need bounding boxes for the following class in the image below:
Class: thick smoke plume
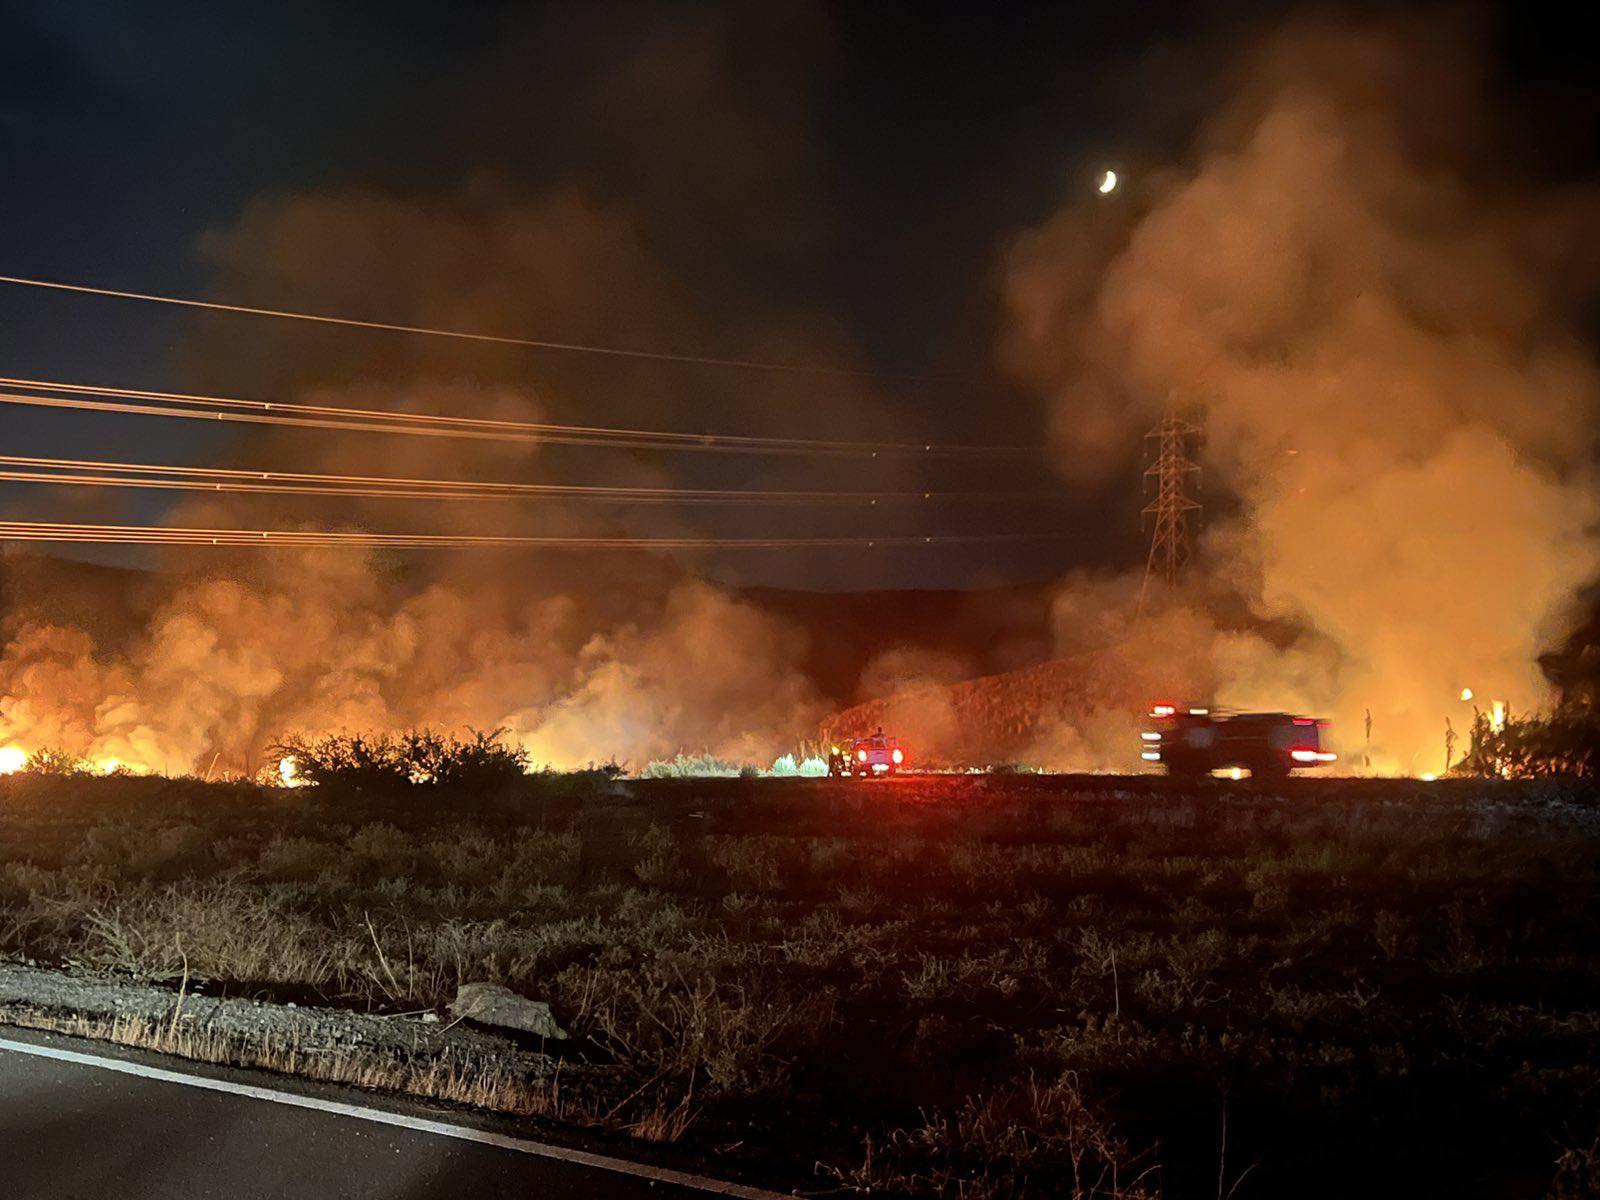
[0,546,827,775]
[5,8,1598,778]
[0,184,844,774]
[0,10,857,776]
[1004,11,1600,772]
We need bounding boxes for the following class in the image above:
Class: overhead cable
[0,274,959,382]
[0,379,1036,458]
[0,452,1048,506]
[0,519,1055,551]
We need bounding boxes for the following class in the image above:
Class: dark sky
[1,0,1594,590]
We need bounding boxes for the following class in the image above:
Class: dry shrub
[347,822,416,866]
[75,823,211,878]
[707,835,789,893]
[804,837,855,880]
[272,728,528,792]
[629,825,682,888]
[826,1072,1159,1199]
[256,836,341,882]
[23,747,87,775]
[422,831,500,887]
[903,944,1048,1003]
[74,884,358,989]
[502,828,582,889]
[571,961,833,1101]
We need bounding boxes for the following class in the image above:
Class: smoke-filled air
[3,9,1598,777]
[1003,12,1600,774]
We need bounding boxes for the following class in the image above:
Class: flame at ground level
[0,588,1567,783]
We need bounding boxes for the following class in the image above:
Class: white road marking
[0,1034,789,1199]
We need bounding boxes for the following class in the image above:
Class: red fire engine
[1140,703,1336,779]
[827,729,906,778]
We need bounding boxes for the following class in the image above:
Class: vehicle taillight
[1150,703,1177,717]
[857,749,867,761]
[891,748,904,764]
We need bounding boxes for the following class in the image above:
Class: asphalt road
[0,1030,781,1200]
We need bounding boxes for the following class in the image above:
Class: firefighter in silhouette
[826,741,848,778]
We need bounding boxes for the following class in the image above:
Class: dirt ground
[2,771,1597,1198]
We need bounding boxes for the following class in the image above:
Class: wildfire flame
[0,746,27,775]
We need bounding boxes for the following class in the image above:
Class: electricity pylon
[1136,410,1201,618]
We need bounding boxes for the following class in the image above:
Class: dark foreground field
[1,771,1597,1198]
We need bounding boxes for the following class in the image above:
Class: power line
[0,519,1054,551]
[0,379,1035,458]
[0,452,1048,506]
[0,274,958,382]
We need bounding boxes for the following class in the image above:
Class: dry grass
[2,1006,573,1120]
[1,772,1596,1197]
[824,1072,1160,1200]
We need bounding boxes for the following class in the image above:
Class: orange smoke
[1003,12,1600,772]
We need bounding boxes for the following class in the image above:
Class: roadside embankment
[0,960,571,1117]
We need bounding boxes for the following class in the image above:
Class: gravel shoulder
[0,958,565,1087]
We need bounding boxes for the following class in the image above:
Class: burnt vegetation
[1461,703,1600,781]
[0,771,1596,1198]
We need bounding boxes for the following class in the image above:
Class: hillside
[820,641,1200,771]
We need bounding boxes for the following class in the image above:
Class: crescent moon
[1098,169,1118,194]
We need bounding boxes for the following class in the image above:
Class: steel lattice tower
[1137,411,1201,616]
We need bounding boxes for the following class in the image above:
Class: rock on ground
[450,983,569,1040]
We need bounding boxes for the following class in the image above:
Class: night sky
[2,0,1595,590]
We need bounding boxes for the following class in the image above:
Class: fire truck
[1140,703,1336,779]
[828,729,905,778]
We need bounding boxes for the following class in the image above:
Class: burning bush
[1458,704,1600,780]
[24,747,89,776]
[271,729,529,793]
